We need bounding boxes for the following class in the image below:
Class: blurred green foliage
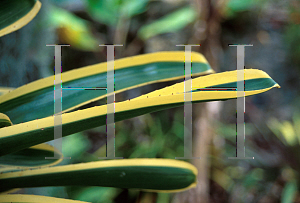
[86,0,149,25]
[19,0,299,201]
[281,180,297,203]
[267,112,300,147]
[57,109,185,202]
[223,0,269,18]
[46,5,100,51]
[211,111,300,202]
[284,3,300,68]
[138,6,197,40]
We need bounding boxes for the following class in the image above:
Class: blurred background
[0,0,300,202]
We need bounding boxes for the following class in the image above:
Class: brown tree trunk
[172,0,223,202]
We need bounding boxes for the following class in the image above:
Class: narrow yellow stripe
[0,1,42,37]
[0,87,14,95]
[190,68,273,89]
[0,70,278,139]
[0,87,275,138]
[117,87,278,113]
[0,194,89,203]
[0,51,208,105]
[132,69,277,100]
[0,143,63,169]
[0,167,19,173]
[0,113,12,125]
[62,68,213,114]
[0,188,20,195]
[61,51,207,83]
[142,181,197,193]
[29,143,56,151]
[0,159,197,179]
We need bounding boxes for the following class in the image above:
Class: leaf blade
[0,0,41,37]
[0,194,89,203]
[0,143,63,169]
[0,159,197,193]
[0,51,212,124]
[0,69,279,157]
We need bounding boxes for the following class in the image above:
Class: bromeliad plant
[0,0,280,202]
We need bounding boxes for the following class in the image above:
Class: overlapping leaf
[0,69,279,157]
[0,143,63,169]
[0,51,212,124]
[0,0,41,37]
[0,159,197,193]
[0,113,63,170]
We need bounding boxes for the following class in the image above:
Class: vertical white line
[175,44,200,159]
[228,44,254,160]
[99,44,123,159]
[46,44,70,160]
